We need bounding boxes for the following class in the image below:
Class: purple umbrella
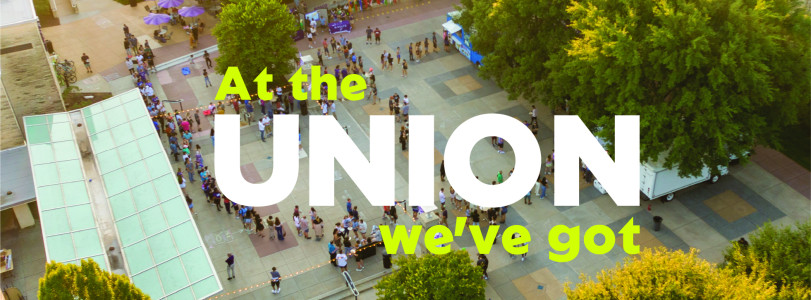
[157,0,183,8]
[143,13,171,25]
[178,6,205,17]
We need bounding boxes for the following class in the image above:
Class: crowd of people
[127,6,550,289]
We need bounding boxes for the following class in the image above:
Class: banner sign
[329,21,351,34]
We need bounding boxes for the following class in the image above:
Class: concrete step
[313,267,395,300]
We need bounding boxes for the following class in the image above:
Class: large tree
[213,0,298,92]
[544,0,810,176]
[456,0,576,103]
[567,248,784,299]
[723,221,811,293]
[39,259,148,299]
[374,250,485,299]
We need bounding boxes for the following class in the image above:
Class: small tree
[39,259,148,299]
[566,248,779,299]
[723,221,811,292]
[375,250,485,299]
[213,0,298,92]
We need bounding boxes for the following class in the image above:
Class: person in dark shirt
[270,267,282,293]
[225,253,235,280]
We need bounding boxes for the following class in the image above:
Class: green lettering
[380,225,422,255]
[469,225,499,254]
[289,67,308,101]
[341,74,367,101]
[584,225,614,255]
[502,226,531,255]
[310,66,337,100]
[425,226,453,254]
[549,225,579,262]
[254,68,274,100]
[215,67,251,100]
[618,218,640,254]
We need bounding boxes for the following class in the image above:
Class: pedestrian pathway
[750,145,810,199]
[66,2,811,299]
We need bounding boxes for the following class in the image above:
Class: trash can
[653,216,663,231]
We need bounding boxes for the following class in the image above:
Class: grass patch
[32,0,52,17]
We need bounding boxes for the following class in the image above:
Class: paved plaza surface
[2,2,809,300]
[145,14,810,300]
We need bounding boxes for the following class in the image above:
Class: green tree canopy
[213,0,298,93]
[545,0,810,176]
[39,259,148,299]
[456,0,576,103]
[375,250,485,299]
[461,0,810,177]
[723,221,811,292]
[567,247,781,299]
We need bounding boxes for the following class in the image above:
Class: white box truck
[593,152,729,201]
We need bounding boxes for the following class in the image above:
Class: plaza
[1,0,809,299]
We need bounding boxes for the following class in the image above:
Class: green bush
[723,221,811,291]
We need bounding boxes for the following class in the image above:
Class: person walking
[433,32,438,53]
[545,154,553,175]
[354,240,365,271]
[254,213,265,238]
[189,54,195,66]
[210,128,215,148]
[509,232,528,261]
[274,217,285,241]
[336,249,348,272]
[300,217,311,239]
[477,254,489,280]
[270,267,282,294]
[323,38,331,59]
[204,50,212,69]
[225,253,236,280]
[81,53,92,73]
[124,38,132,56]
[440,160,446,182]
[203,69,212,87]
[258,115,268,142]
[439,188,446,208]
[402,61,408,77]
[186,194,196,215]
[529,105,537,124]
[185,158,195,182]
[329,241,338,266]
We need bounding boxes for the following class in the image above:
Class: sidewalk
[750,146,810,199]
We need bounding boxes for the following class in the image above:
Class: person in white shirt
[258,118,267,142]
[126,59,134,75]
[439,188,446,208]
[529,105,537,123]
[140,85,154,97]
[358,219,367,239]
[262,115,271,136]
[336,250,348,272]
